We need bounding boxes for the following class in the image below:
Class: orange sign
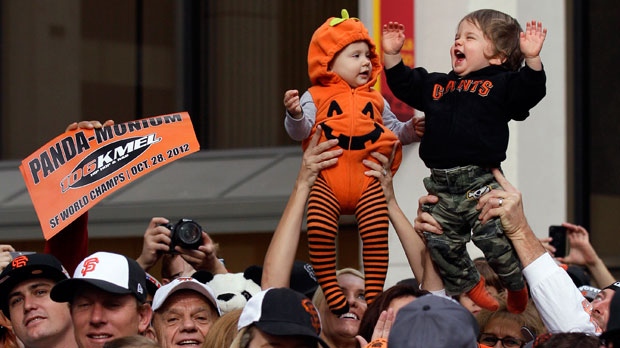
[19,112,200,240]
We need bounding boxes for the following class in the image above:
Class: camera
[162,219,203,252]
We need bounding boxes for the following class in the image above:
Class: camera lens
[175,220,202,249]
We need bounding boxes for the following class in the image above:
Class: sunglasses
[478,333,525,348]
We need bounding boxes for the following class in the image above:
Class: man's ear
[138,303,154,334]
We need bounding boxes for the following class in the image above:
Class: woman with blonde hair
[202,309,242,348]
[477,298,546,348]
[312,268,367,348]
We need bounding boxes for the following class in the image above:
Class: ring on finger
[498,198,503,206]
[382,168,387,176]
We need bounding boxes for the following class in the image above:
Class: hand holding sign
[65,119,115,132]
[20,112,200,240]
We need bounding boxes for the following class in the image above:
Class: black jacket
[385,62,546,168]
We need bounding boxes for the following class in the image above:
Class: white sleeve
[381,98,417,145]
[523,252,598,333]
[284,91,316,142]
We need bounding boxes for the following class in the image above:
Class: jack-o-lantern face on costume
[303,90,402,211]
[321,101,386,151]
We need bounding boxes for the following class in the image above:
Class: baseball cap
[51,251,147,303]
[388,294,479,348]
[245,260,319,299]
[238,287,329,348]
[145,272,162,299]
[601,290,620,343]
[605,281,620,292]
[578,285,601,302]
[0,253,70,318]
[151,277,220,315]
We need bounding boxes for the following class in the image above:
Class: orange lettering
[432,84,444,100]
[445,80,456,93]
[478,80,493,96]
[469,81,481,92]
[457,80,472,92]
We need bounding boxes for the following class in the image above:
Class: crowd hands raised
[1,19,619,346]
[1,124,617,348]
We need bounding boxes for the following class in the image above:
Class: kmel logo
[61,134,159,192]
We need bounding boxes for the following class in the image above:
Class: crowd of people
[1,8,619,348]
[1,120,618,348]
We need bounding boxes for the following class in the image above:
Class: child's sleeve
[284,91,316,141]
[381,98,416,145]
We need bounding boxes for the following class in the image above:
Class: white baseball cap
[51,251,147,303]
[152,277,220,316]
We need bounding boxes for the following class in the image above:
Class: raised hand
[382,22,406,55]
[557,223,598,266]
[520,20,547,58]
[136,217,171,270]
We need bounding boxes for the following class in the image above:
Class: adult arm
[477,169,597,333]
[44,212,89,275]
[363,146,443,291]
[45,120,115,274]
[261,127,341,289]
[557,222,616,288]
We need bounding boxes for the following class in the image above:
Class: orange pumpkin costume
[301,10,402,314]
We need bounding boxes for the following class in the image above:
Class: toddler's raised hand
[382,21,406,55]
[520,20,547,59]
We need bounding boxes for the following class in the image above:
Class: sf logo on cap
[81,257,99,276]
[11,255,29,268]
[301,298,321,333]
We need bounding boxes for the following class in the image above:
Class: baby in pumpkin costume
[284,10,423,314]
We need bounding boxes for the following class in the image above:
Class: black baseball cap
[0,253,70,318]
[237,287,329,348]
[245,260,319,299]
[601,290,620,343]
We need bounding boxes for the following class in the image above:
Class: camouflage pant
[422,165,524,295]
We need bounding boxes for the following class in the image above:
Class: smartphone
[548,225,568,258]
